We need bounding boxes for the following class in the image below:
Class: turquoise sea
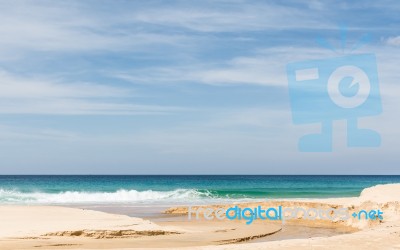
[0,175,399,205]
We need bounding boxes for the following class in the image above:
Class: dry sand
[0,184,399,249]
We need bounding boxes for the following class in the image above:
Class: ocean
[0,175,399,205]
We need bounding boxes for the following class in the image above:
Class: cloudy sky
[0,0,399,174]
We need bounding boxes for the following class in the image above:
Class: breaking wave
[0,188,217,204]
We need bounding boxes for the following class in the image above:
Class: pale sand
[0,184,399,249]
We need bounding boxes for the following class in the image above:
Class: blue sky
[0,0,399,174]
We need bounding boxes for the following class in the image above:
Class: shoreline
[0,184,399,249]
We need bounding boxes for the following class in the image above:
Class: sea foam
[0,188,215,204]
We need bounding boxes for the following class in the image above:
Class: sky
[0,0,399,174]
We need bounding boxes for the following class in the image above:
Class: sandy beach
[0,184,398,250]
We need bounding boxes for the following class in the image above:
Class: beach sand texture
[0,184,399,249]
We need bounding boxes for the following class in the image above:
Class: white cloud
[130,2,330,32]
[0,70,128,98]
[0,70,184,115]
[0,1,188,56]
[0,125,80,141]
[114,42,400,94]
[0,98,185,115]
[0,0,334,59]
[386,36,400,46]
[192,54,287,86]
[113,47,335,86]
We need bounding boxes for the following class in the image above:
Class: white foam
[0,188,215,204]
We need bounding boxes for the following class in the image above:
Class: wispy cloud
[113,46,376,86]
[0,0,399,172]
[130,2,328,32]
[0,70,184,115]
[385,36,400,46]
[0,1,189,57]
[0,70,128,98]
[0,98,185,115]
[0,124,80,141]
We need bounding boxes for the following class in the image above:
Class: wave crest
[0,188,215,204]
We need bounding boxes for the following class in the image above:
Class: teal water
[0,175,399,205]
